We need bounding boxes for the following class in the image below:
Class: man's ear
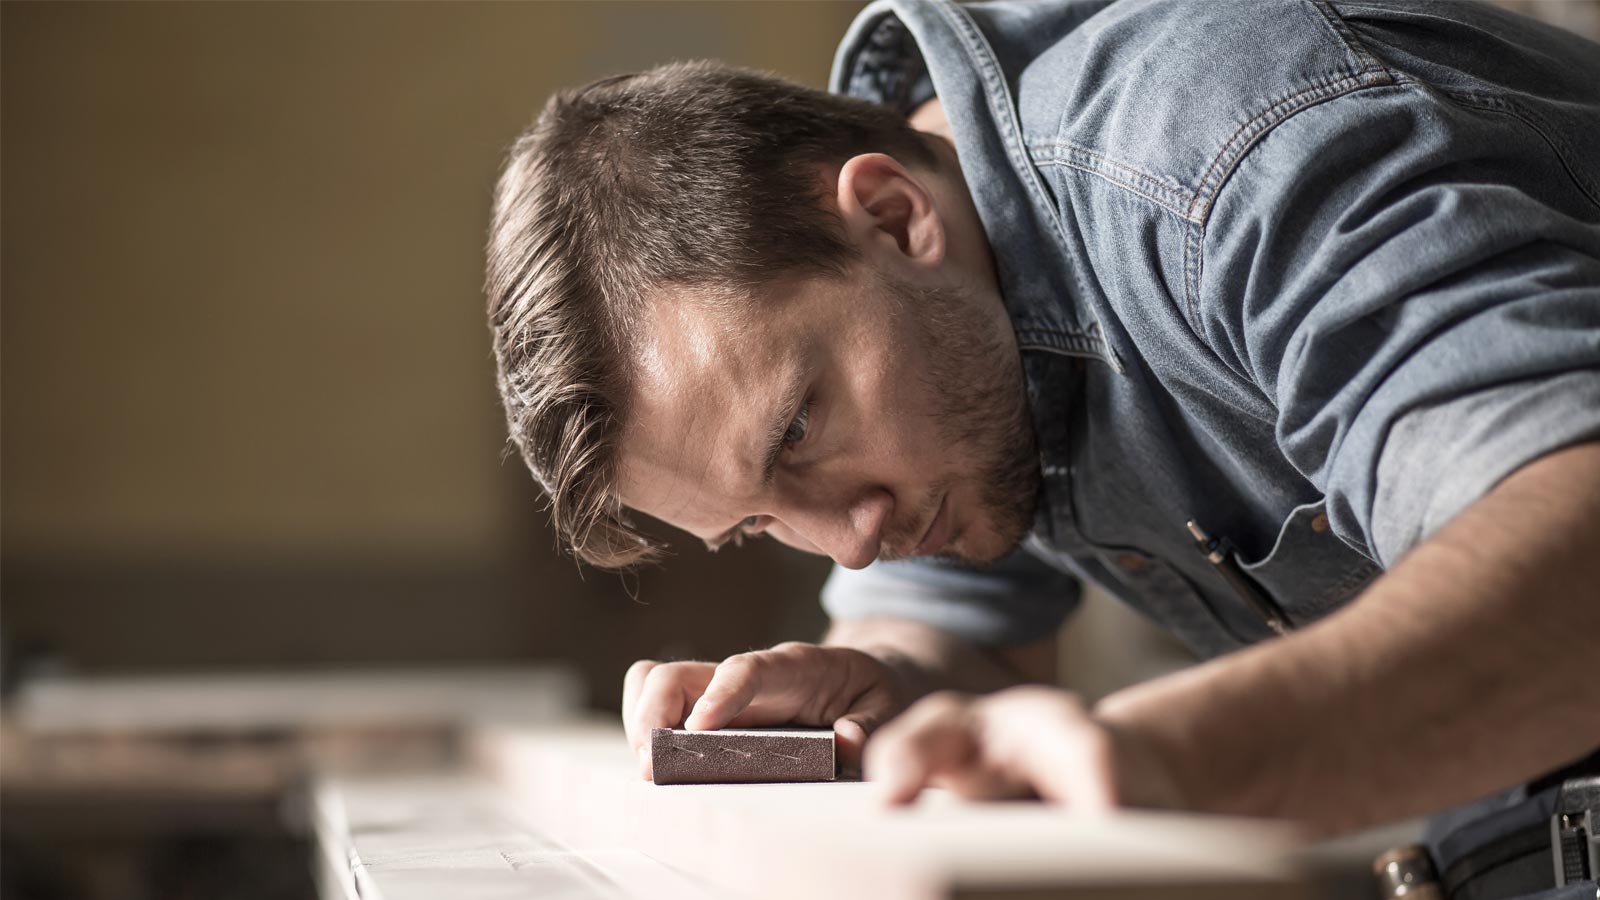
[835,153,946,268]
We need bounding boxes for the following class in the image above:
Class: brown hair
[485,60,937,568]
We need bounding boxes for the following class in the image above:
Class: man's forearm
[1096,441,1600,833]
[824,616,1056,702]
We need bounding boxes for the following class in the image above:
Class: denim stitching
[938,1,1126,374]
[1037,142,1188,193]
[1184,71,1394,225]
[1029,143,1196,222]
[1308,0,1388,76]
[1186,5,1393,224]
[1034,158,1195,223]
[1028,141,1192,201]
[1181,70,1395,323]
[1017,327,1108,360]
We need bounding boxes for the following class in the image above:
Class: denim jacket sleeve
[1196,19,1600,567]
[820,549,1082,647]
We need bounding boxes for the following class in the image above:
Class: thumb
[832,708,891,777]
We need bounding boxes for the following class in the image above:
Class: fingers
[833,714,870,778]
[864,691,981,804]
[864,686,1120,810]
[683,650,770,731]
[830,676,902,774]
[991,688,1117,811]
[621,659,658,745]
[625,660,716,780]
[1027,713,1117,811]
[621,643,908,783]
[684,641,844,732]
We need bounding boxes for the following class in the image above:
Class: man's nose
[795,487,892,570]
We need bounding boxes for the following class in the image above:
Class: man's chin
[941,519,1028,566]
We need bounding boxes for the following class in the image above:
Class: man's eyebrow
[704,367,808,554]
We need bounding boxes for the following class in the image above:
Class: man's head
[486,61,1038,570]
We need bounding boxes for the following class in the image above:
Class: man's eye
[782,402,811,446]
[741,515,760,530]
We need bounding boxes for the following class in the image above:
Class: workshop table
[314,720,1325,900]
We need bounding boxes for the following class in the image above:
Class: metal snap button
[1310,513,1330,533]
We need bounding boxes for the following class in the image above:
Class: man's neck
[906,97,1005,320]
[909,97,954,145]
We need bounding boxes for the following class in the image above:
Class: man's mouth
[911,493,951,557]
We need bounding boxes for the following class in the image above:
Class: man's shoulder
[1000,0,1390,201]
[832,0,1390,198]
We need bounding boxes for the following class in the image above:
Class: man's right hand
[621,641,909,781]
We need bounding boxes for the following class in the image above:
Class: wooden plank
[310,773,736,900]
[474,722,1315,900]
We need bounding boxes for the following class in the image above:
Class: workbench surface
[316,721,1320,900]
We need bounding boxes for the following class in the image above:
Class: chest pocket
[1091,548,1252,658]
[1240,499,1383,628]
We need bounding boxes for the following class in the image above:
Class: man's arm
[825,614,1058,700]
[1101,57,1600,828]
[1095,440,1600,832]
[866,442,1600,831]
[870,13,1600,819]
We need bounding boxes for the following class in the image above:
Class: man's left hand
[863,685,1184,809]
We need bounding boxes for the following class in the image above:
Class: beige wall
[2,2,859,688]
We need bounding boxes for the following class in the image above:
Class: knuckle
[908,715,961,751]
[1073,723,1114,761]
[999,684,1053,703]
[921,690,969,713]
[642,660,694,691]
[770,641,821,664]
[996,685,1081,717]
[715,651,762,679]
[762,643,816,674]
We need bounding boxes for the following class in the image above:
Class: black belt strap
[1441,823,1552,899]
[1440,750,1600,900]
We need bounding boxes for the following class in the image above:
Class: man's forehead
[617,289,798,524]
[632,294,778,384]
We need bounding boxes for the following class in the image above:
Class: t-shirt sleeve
[819,547,1081,647]
[1199,84,1600,568]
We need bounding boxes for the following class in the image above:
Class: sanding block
[650,727,835,785]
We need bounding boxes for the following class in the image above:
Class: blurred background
[2,0,867,699]
[3,4,871,897]
[4,3,1596,899]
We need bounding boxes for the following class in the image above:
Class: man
[485,0,1600,889]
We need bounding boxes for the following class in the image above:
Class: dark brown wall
[1,1,859,705]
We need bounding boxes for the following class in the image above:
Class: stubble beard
[885,274,1040,564]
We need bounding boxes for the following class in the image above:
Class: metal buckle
[1551,776,1600,887]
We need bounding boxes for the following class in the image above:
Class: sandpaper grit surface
[650,727,836,785]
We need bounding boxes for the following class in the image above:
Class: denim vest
[820,0,1600,659]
